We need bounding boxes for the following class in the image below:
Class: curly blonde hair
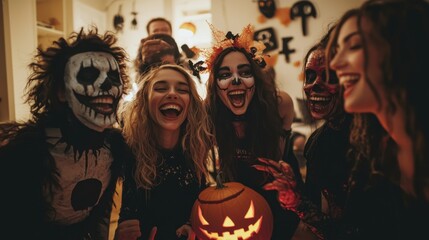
[121,64,214,189]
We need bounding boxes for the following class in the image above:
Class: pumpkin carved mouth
[199,216,263,240]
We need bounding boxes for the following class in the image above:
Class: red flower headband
[202,24,267,73]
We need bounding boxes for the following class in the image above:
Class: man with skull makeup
[300,25,354,239]
[0,28,130,240]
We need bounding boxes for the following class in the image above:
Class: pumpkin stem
[215,171,226,189]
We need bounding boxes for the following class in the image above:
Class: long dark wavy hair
[360,0,429,199]
[326,7,389,194]
[205,47,283,181]
[327,0,429,200]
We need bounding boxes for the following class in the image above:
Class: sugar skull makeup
[216,51,255,116]
[64,52,123,132]
[303,49,340,120]
[217,66,255,91]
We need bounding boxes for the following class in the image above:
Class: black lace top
[120,146,204,240]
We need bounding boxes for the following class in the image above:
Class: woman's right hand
[115,219,141,240]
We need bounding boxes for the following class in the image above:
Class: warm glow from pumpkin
[244,201,255,219]
[198,206,210,225]
[200,217,262,240]
[223,216,234,227]
[198,200,263,240]
[191,182,273,240]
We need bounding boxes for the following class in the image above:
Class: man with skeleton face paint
[0,28,130,240]
[64,51,123,132]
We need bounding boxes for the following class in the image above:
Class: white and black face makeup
[64,52,123,132]
[216,51,255,116]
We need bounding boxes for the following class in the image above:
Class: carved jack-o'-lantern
[190,180,273,240]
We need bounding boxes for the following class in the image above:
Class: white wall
[2,0,366,121]
[3,0,37,122]
[103,0,170,88]
[105,0,168,62]
[171,0,212,48]
[107,0,365,118]
[73,0,106,33]
[211,0,365,119]
[103,0,212,99]
[102,0,211,61]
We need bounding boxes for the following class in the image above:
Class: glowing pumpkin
[190,180,273,240]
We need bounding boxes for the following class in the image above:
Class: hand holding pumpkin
[0,138,8,147]
[115,219,142,240]
[176,223,196,240]
[253,157,301,211]
[0,129,7,147]
[0,124,19,147]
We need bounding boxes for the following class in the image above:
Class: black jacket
[1,118,126,240]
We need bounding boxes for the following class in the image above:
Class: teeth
[228,90,245,95]
[160,104,182,111]
[310,96,330,101]
[339,75,359,85]
[91,96,114,104]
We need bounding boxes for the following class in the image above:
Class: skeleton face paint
[217,71,255,90]
[303,49,340,120]
[64,52,123,132]
[216,51,255,116]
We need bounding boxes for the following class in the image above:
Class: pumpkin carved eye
[198,206,209,225]
[222,200,254,227]
[244,200,255,219]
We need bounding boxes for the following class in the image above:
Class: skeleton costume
[1,28,129,240]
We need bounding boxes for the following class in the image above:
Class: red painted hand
[253,157,301,211]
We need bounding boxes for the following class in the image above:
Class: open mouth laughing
[339,74,359,98]
[309,95,332,113]
[160,103,183,118]
[228,90,246,108]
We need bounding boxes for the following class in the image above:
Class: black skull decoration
[258,0,276,18]
[290,1,317,36]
